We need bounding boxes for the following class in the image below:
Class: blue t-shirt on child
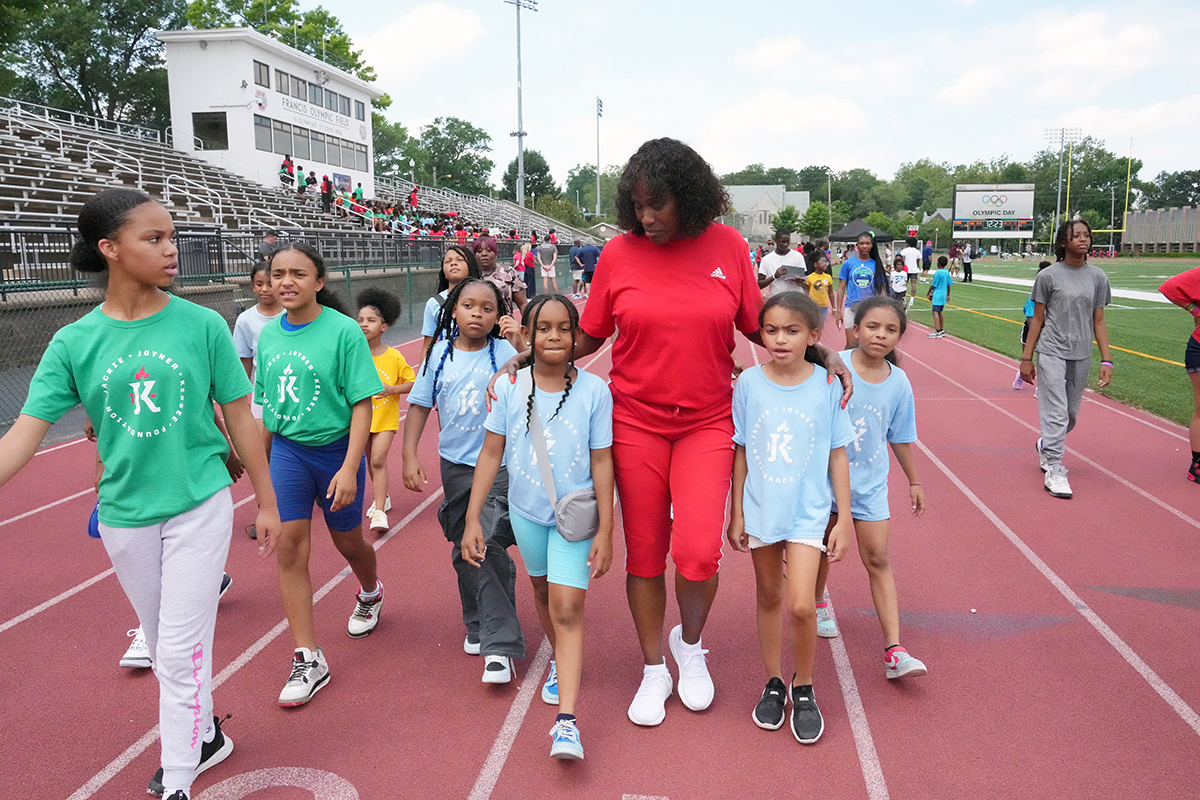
[421,290,451,338]
[732,365,854,545]
[485,367,613,526]
[833,350,918,522]
[930,268,952,305]
[409,337,518,466]
[839,257,879,306]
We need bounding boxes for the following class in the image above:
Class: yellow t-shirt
[805,272,834,308]
[370,346,416,432]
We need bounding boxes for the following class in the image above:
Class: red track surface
[3,310,1200,799]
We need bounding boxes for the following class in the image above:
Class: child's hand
[726,516,749,552]
[825,516,853,563]
[833,309,843,330]
[1098,363,1112,388]
[225,450,245,482]
[1019,359,1036,385]
[255,505,282,558]
[461,521,486,567]
[909,484,926,517]
[588,533,613,579]
[403,459,427,491]
[326,466,357,511]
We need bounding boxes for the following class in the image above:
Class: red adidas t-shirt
[581,223,761,414]
[1160,266,1200,343]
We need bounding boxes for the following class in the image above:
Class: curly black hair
[1053,219,1092,262]
[615,138,730,240]
[420,278,505,397]
[356,287,402,326]
[521,294,579,433]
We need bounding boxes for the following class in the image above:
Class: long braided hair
[522,294,580,433]
[420,278,505,397]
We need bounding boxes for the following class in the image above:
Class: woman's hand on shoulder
[821,347,854,407]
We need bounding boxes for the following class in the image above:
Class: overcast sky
[328,0,1200,188]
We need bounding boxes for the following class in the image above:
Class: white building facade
[157,28,382,197]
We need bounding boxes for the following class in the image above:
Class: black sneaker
[148,714,233,796]
[219,573,232,599]
[245,524,257,540]
[165,792,188,800]
[790,682,824,744]
[1189,460,1200,484]
[752,677,787,730]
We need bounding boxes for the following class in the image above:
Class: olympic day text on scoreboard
[952,183,1035,238]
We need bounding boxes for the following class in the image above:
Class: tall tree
[798,200,830,239]
[11,0,189,129]
[565,162,622,220]
[501,150,559,204]
[831,168,881,216]
[372,114,421,179]
[0,0,41,95]
[769,205,801,234]
[419,116,494,196]
[1141,170,1200,209]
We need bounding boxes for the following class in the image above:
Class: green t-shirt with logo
[21,295,251,527]
[255,306,383,446]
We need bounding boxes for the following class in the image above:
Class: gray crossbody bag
[520,370,600,542]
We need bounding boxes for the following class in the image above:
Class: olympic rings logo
[981,195,1008,206]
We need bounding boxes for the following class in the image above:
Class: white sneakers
[367,508,389,532]
[627,625,714,726]
[278,646,330,707]
[627,663,673,726]
[1045,464,1073,498]
[482,655,514,684]
[120,627,152,669]
[347,583,383,638]
[669,625,714,711]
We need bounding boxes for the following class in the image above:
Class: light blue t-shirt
[839,256,879,307]
[421,290,450,338]
[834,350,918,522]
[409,337,518,466]
[930,269,952,305]
[485,367,613,526]
[732,365,854,544]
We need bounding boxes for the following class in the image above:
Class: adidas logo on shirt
[710,267,727,280]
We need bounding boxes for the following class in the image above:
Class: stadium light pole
[825,167,833,236]
[1044,127,1081,229]
[596,97,603,219]
[505,0,537,209]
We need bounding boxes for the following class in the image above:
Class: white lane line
[468,637,553,800]
[0,488,94,528]
[66,489,444,800]
[826,596,890,800]
[917,319,1188,442]
[0,493,258,634]
[35,436,89,455]
[622,796,671,799]
[905,352,1200,531]
[914,439,1200,738]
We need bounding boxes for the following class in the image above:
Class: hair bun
[69,238,108,273]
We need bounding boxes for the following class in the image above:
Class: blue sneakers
[549,718,583,760]
[542,660,559,705]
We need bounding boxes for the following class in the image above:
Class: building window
[275,69,289,95]
[339,95,351,117]
[354,100,365,121]
[309,82,321,105]
[292,125,310,160]
[326,134,340,167]
[253,115,272,152]
[311,131,326,164]
[291,77,306,101]
[341,139,354,170]
[324,89,336,111]
[272,120,292,155]
[354,143,368,172]
[253,61,270,88]
[191,112,229,150]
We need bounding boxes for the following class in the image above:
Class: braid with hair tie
[431,334,454,398]
[488,336,497,372]
[523,299,543,433]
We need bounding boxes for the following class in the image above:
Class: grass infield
[905,257,1199,427]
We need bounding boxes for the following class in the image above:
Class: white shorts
[843,304,859,327]
[540,265,555,277]
[571,269,584,280]
[748,533,825,553]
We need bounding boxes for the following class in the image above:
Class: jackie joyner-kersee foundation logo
[101,349,187,438]
[261,349,322,423]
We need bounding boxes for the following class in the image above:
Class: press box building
[157,27,383,197]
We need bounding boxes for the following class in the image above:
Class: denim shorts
[270,434,367,532]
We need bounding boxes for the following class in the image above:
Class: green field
[911,256,1199,426]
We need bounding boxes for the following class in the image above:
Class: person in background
[899,237,921,308]
[757,229,806,297]
[538,235,560,295]
[278,154,294,188]
[961,242,974,282]
[320,176,333,214]
[921,240,933,281]
[259,230,280,261]
[578,239,602,298]
[927,256,952,338]
[569,239,585,298]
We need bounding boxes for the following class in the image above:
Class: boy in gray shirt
[1020,220,1113,499]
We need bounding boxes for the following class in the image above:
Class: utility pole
[596,97,603,219]
[1044,127,1081,231]
[505,0,537,208]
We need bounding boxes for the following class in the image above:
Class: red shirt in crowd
[1160,266,1200,343]
[581,223,761,415]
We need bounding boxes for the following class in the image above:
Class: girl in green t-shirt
[256,243,385,708]
[0,189,281,800]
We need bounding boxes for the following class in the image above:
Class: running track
[2,308,1199,799]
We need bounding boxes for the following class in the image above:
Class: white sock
[359,584,380,599]
[644,661,669,677]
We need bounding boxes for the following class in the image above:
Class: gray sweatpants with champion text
[438,459,525,659]
[1036,353,1090,466]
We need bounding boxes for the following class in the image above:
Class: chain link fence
[1,227,565,430]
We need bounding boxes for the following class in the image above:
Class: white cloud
[357,3,484,83]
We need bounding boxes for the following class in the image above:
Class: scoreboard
[953,184,1035,239]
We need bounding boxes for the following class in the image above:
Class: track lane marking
[66,489,444,800]
[826,595,890,800]
[0,487,94,528]
[913,439,1200,738]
